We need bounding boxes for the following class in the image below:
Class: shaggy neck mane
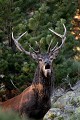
[32,65,54,98]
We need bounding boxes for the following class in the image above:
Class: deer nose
[44,58,50,64]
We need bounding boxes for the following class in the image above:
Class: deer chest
[20,95,51,119]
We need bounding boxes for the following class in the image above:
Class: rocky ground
[44,80,80,120]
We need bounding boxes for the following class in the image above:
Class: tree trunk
[7,0,16,51]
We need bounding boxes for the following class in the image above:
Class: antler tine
[47,39,53,53]
[50,42,58,52]
[35,41,41,53]
[13,31,27,41]
[12,32,30,55]
[12,32,39,60]
[49,24,66,53]
[63,23,66,37]
[49,29,62,38]
[27,42,39,54]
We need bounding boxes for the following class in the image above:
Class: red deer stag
[0,24,66,120]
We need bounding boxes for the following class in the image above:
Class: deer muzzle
[43,63,51,77]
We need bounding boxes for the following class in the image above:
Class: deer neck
[32,65,53,98]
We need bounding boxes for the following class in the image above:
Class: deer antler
[49,24,66,53]
[35,41,41,53]
[47,39,53,53]
[12,32,38,59]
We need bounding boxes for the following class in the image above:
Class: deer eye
[39,58,42,61]
[50,56,53,61]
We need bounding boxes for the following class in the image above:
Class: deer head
[12,24,66,77]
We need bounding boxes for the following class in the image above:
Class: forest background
[0,0,80,101]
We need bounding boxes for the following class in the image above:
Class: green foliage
[55,59,80,85]
[70,113,80,120]
[0,108,21,120]
[0,44,36,89]
[0,0,79,92]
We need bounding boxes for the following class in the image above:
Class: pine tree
[0,0,79,98]
[0,0,24,48]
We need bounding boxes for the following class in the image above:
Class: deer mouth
[45,64,50,69]
[43,64,51,77]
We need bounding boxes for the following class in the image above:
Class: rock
[44,80,80,120]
